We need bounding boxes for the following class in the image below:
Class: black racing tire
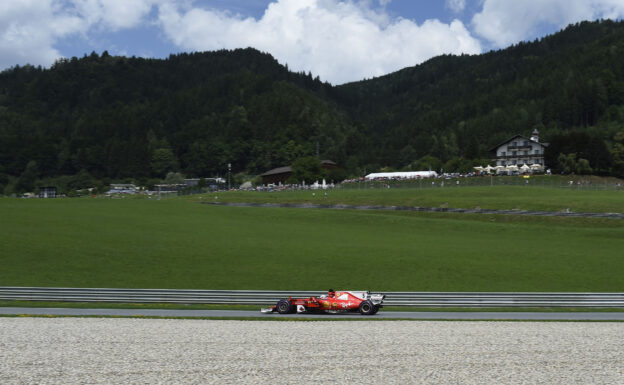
[358,300,375,315]
[371,305,380,315]
[276,299,293,314]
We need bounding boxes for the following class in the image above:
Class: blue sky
[2,0,623,84]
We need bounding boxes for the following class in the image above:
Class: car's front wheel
[358,300,375,315]
[276,299,293,314]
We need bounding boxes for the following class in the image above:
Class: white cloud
[157,0,482,84]
[445,0,466,14]
[0,0,161,70]
[0,0,83,69]
[5,0,624,83]
[472,0,624,47]
[70,0,157,31]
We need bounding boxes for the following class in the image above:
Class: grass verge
[1,197,623,291]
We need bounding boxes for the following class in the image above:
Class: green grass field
[1,191,623,292]
[199,184,624,213]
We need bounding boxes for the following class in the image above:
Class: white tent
[530,164,544,171]
[473,166,484,171]
[495,165,507,174]
[365,171,438,180]
[506,165,519,172]
[484,165,495,173]
[519,164,531,173]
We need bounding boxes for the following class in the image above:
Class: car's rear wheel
[358,300,375,315]
[276,299,293,314]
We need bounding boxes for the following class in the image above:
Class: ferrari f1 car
[261,290,385,315]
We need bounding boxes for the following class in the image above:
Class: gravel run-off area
[1,318,623,384]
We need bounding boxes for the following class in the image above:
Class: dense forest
[1,19,624,194]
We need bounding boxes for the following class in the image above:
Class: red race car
[261,289,385,315]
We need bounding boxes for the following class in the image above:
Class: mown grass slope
[1,196,622,291]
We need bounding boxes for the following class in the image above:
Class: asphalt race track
[1,307,623,320]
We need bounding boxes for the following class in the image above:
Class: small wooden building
[260,160,339,185]
[260,166,293,185]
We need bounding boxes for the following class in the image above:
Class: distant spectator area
[108,184,137,194]
[365,171,438,180]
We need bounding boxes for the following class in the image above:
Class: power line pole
[228,163,231,191]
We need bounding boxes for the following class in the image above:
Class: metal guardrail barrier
[1,287,623,307]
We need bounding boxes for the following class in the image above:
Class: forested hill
[0,48,351,187]
[334,19,624,171]
[1,19,624,193]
